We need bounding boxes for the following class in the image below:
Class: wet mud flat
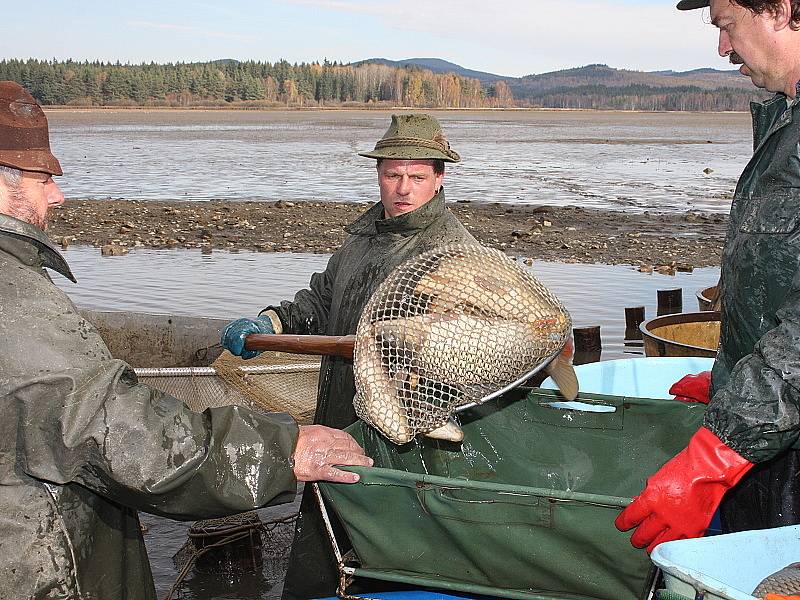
[50,199,727,269]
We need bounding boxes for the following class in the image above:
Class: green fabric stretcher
[319,388,706,600]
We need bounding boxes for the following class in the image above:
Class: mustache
[729,51,745,65]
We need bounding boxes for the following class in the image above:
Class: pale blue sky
[2,1,724,77]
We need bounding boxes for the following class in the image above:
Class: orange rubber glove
[615,427,754,553]
[765,595,800,600]
[669,371,712,404]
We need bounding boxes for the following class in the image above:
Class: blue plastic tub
[541,356,714,400]
[651,524,800,600]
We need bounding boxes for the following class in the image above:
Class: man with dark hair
[221,113,475,599]
[0,80,372,599]
[616,0,800,552]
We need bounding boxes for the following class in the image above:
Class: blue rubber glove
[221,316,275,360]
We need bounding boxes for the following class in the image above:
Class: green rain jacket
[265,189,474,430]
[706,93,800,463]
[268,190,474,600]
[0,214,299,600]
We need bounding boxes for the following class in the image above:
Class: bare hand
[292,425,373,483]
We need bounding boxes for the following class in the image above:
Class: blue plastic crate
[651,524,800,600]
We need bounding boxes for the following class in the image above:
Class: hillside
[356,57,505,84]
[509,63,754,96]
[2,56,767,111]
[359,59,765,110]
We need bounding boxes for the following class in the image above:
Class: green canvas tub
[319,387,706,600]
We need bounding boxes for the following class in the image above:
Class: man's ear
[774,0,794,31]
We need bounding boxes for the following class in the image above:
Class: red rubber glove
[615,427,753,553]
[669,371,712,404]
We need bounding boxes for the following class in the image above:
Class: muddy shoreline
[49,199,727,269]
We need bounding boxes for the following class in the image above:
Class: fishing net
[134,350,320,423]
[169,511,298,598]
[353,243,572,445]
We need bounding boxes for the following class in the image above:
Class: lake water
[57,246,720,361]
[46,109,752,214]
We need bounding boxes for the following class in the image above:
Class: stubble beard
[8,187,48,231]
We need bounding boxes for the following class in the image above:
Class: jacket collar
[751,90,799,154]
[345,188,447,237]
[0,214,76,282]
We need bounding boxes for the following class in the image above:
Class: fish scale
[754,563,800,598]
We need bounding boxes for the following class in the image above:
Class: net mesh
[134,350,320,423]
[353,244,572,444]
[171,511,297,592]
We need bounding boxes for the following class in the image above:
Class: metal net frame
[353,244,572,445]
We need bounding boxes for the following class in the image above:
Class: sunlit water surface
[47,109,752,213]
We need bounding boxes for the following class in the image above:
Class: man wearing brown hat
[222,113,474,598]
[616,0,800,553]
[0,80,373,600]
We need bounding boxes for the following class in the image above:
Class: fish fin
[546,358,579,401]
[424,420,464,443]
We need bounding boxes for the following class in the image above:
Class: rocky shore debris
[49,199,728,268]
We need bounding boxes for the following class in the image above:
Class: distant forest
[0,58,761,111]
[0,59,514,109]
[524,84,754,111]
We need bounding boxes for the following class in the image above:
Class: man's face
[711,0,790,93]
[377,159,444,219]
[0,170,65,230]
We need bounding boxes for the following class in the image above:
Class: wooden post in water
[624,306,645,341]
[657,288,683,316]
[573,325,601,365]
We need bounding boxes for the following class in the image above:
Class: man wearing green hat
[221,113,474,598]
[616,0,800,553]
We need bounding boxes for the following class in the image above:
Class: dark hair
[376,158,445,175]
[735,0,800,29]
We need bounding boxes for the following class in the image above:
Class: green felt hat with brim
[359,113,460,163]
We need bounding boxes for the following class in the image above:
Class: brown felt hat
[359,113,460,163]
[677,0,709,10]
[0,81,62,176]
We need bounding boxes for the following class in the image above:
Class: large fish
[753,563,800,599]
[353,244,577,445]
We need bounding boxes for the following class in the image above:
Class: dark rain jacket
[268,190,474,600]
[0,214,299,600]
[703,93,800,531]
